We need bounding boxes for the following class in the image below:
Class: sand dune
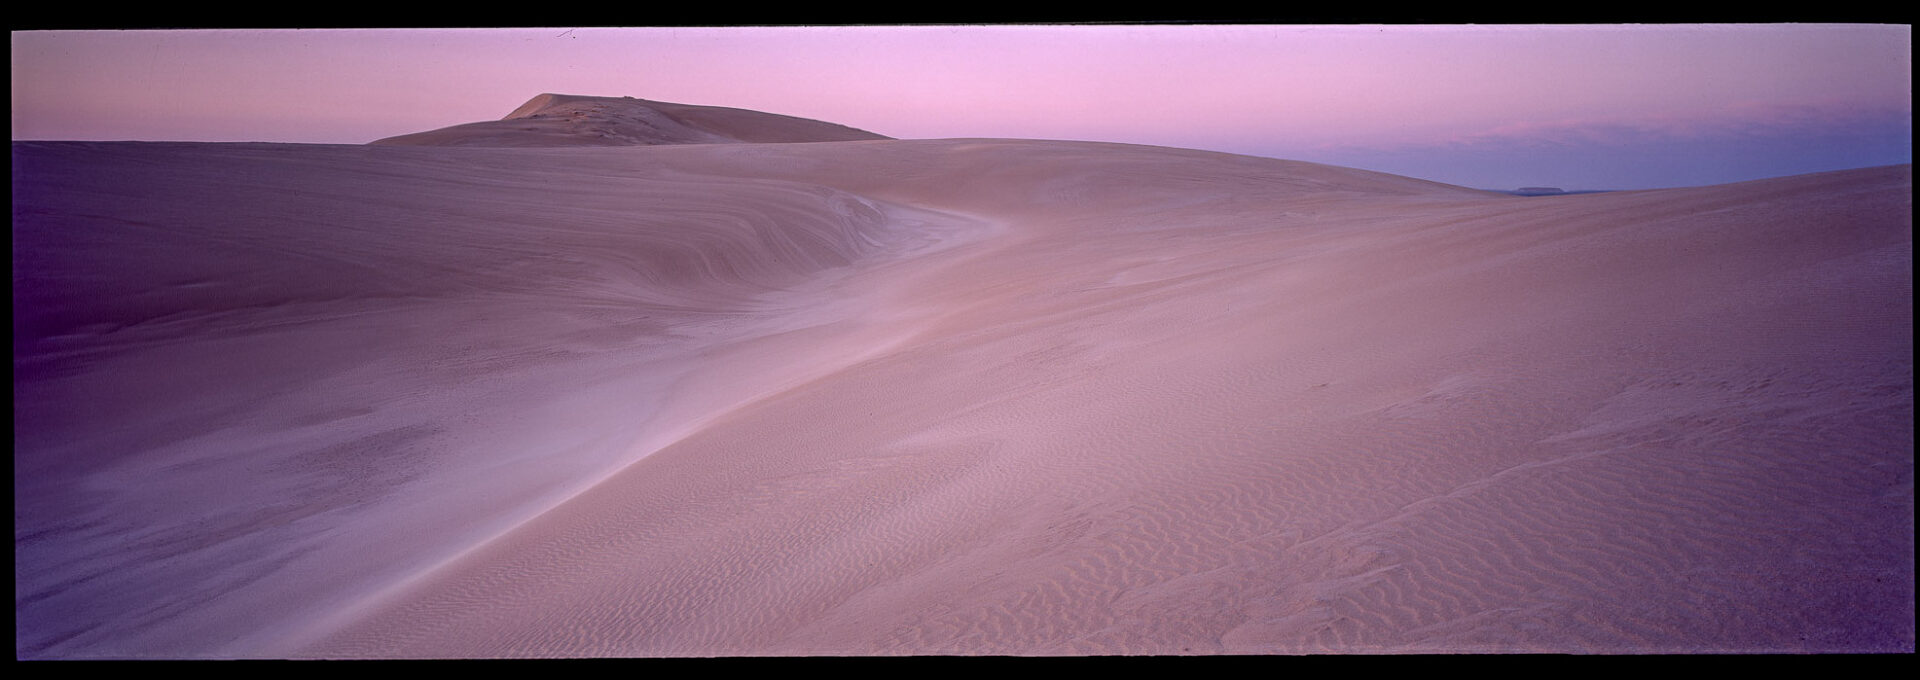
[12,99,1912,658]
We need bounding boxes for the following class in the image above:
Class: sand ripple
[13,138,1910,657]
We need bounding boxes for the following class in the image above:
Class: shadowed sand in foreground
[12,95,1913,657]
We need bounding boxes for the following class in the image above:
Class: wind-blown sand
[13,96,1913,658]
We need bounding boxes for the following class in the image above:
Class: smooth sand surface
[13,101,1913,657]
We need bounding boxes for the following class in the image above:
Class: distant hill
[1494,187,1618,196]
[370,93,893,147]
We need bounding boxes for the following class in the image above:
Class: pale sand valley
[13,94,1913,657]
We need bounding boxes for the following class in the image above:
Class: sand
[12,97,1913,658]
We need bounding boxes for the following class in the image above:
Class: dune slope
[12,139,976,658]
[12,130,1912,657]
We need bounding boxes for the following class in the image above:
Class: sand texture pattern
[13,97,1913,658]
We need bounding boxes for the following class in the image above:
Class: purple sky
[11,25,1911,190]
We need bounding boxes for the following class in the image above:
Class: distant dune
[370,93,893,147]
[12,96,1912,658]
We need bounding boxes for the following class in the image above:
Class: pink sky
[10,25,1911,189]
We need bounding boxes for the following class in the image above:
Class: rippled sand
[13,110,1912,658]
